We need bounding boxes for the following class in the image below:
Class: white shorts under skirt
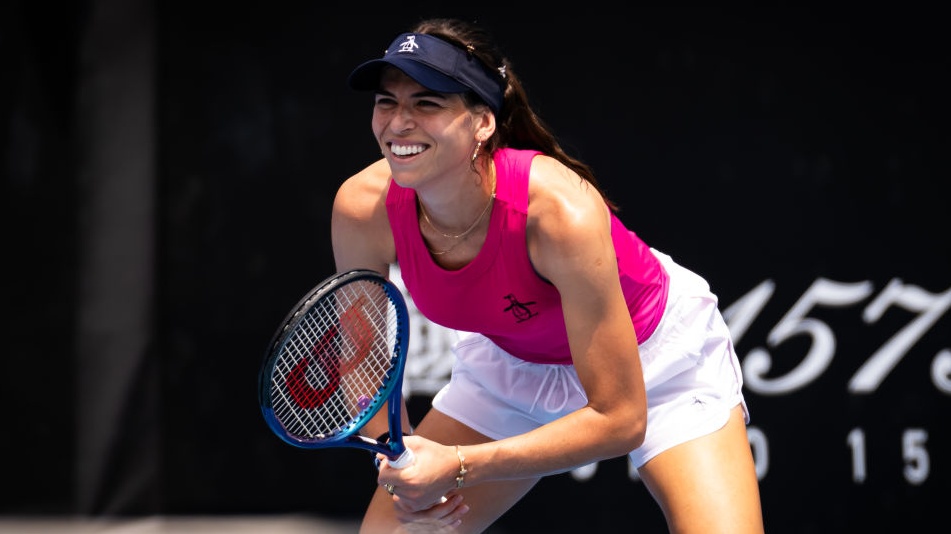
[431,249,749,468]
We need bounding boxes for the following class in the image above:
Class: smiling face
[371,66,492,191]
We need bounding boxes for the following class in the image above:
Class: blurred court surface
[0,516,362,533]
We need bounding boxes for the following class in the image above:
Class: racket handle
[387,446,416,469]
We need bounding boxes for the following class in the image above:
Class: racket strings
[270,280,401,440]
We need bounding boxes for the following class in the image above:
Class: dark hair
[410,18,618,211]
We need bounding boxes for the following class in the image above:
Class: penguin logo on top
[503,294,537,323]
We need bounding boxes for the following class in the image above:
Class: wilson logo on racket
[260,270,411,462]
[285,296,374,410]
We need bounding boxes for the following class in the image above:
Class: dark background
[3,1,948,532]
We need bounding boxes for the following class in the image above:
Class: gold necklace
[418,174,496,255]
[426,236,466,256]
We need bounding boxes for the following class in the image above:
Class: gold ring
[384,483,395,495]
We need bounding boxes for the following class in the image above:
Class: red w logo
[285,296,374,409]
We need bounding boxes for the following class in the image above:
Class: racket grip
[387,446,416,469]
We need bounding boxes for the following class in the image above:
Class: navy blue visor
[348,32,504,114]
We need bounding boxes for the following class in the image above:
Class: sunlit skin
[334,67,646,531]
[331,68,764,533]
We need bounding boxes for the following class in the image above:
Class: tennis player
[332,17,765,534]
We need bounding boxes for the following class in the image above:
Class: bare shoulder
[331,158,396,272]
[334,158,392,219]
[525,154,614,282]
[526,154,608,232]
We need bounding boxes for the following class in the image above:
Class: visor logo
[397,35,420,53]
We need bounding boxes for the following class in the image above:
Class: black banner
[2,3,946,532]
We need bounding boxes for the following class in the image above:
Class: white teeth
[391,144,425,156]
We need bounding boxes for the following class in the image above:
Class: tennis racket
[259,269,415,468]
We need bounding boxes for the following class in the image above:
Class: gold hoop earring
[471,140,482,162]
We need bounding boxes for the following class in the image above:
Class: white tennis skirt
[431,249,749,468]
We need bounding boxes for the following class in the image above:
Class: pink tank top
[386,148,669,365]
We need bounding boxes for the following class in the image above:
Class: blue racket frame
[258,269,412,462]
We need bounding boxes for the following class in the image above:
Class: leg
[360,408,539,534]
[637,405,764,534]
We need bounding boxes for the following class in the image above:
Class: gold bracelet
[454,445,468,488]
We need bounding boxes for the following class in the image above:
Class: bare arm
[331,158,397,277]
[330,158,407,440]
[529,155,647,453]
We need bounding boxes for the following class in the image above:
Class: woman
[332,17,764,534]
